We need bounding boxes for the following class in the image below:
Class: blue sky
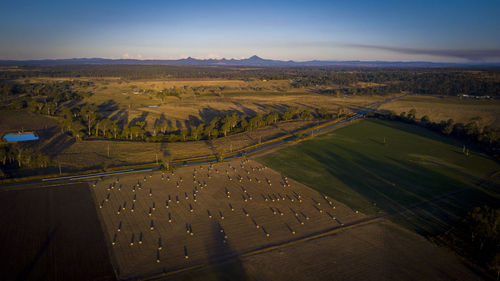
[1,0,499,62]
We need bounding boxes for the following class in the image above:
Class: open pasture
[91,159,364,280]
[258,119,500,236]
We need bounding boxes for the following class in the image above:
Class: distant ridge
[1,55,499,67]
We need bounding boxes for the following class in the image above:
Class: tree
[204,117,219,139]
[317,107,328,119]
[282,109,295,121]
[299,109,313,121]
[408,108,417,121]
[192,124,204,141]
[110,121,119,139]
[442,119,454,135]
[216,149,225,162]
[0,146,7,165]
[249,114,263,130]
[80,104,97,136]
[61,116,73,133]
[221,121,231,137]
[265,112,279,125]
[70,121,86,140]
[337,106,346,118]
[239,117,249,131]
[420,115,431,126]
[99,119,112,137]
[180,128,188,141]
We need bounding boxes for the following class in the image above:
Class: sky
[1,0,499,62]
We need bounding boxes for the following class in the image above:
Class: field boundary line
[136,216,384,281]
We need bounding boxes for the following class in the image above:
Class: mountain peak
[248,55,263,60]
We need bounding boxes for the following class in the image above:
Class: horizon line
[2,55,500,65]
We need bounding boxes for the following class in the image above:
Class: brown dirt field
[91,159,364,280]
[379,95,500,128]
[170,220,482,281]
[0,183,116,281]
[54,121,315,170]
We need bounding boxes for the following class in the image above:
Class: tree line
[367,109,500,156]
[0,145,50,171]
[58,104,340,143]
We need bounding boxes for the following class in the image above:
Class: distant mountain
[1,55,499,67]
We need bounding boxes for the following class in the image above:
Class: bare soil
[0,183,116,281]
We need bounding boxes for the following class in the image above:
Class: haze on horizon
[1,0,499,62]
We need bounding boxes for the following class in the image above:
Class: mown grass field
[257,119,500,236]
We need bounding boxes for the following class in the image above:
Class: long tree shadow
[198,108,235,124]
[16,225,60,281]
[97,100,119,118]
[168,222,248,281]
[129,112,149,127]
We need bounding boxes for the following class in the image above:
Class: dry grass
[23,77,390,132]
[199,220,482,281]
[54,121,315,170]
[380,95,500,128]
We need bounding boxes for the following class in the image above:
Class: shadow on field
[199,107,235,124]
[130,112,149,126]
[40,129,75,157]
[169,222,248,281]
[16,225,59,281]
[98,100,119,117]
[307,146,498,237]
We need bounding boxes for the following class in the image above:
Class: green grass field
[257,119,500,236]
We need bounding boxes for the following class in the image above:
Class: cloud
[345,44,500,61]
[122,53,130,59]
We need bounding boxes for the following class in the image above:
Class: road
[15,94,406,185]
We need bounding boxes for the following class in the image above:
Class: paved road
[19,94,406,184]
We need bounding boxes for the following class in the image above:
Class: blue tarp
[3,133,39,142]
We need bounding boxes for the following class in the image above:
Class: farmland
[167,220,482,281]
[92,158,364,279]
[0,183,116,281]
[258,119,500,236]
[0,65,499,280]
[89,156,485,281]
[379,95,500,128]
